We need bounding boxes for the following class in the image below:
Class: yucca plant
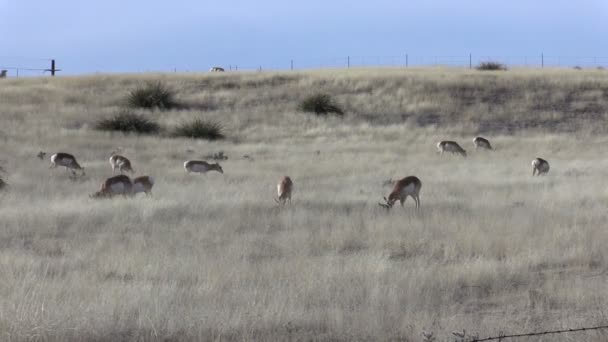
[298,93,344,116]
[95,110,160,134]
[127,81,178,110]
[172,119,225,140]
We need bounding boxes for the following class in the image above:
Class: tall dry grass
[0,68,607,341]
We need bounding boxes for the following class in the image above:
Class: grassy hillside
[0,68,608,341]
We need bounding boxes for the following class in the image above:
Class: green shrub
[172,119,225,140]
[127,81,178,110]
[476,61,507,71]
[298,93,344,116]
[95,110,160,134]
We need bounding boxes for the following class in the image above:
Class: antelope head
[378,196,395,210]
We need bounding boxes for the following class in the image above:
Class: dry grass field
[1,68,608,341]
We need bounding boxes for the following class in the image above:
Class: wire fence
[2,53,608,77]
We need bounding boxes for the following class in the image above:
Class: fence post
[406,54,408,68]
[291,59,293,71]
[469,53,472,69]
[541,53,544,68]
[347,56,350,68]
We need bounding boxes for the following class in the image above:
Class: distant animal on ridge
[184,160,224,174]
[379,176,422,210]
[473,136,493,150]
[132,176,154,196]
[210,67,225,72]
[275,176,293,205]
[90,175,132,198]
[532,158,550,176]
[437,141,467,157]
[109,153,135,174]
[49,152,85,176]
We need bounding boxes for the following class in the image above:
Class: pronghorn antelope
[210,66,225,72]
[437,141,467,157]
[379,176,422,210]
[275,176,293,205]
[473,136,493,150]
[532,158,550,176]
[133,176,154,196]
[90,175,133,198]
[109,154,135,174]
[49,152,85,176]
[184,160,224,174]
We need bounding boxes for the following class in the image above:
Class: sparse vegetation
[298,93,344,116]
[126,81,178,109]
[171,119,225,140]
[476,61,507,71]
[95,110,160,134]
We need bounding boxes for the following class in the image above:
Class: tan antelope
[437,141,467,157]
[49,152,85,176]
[473,136,493,150]
[109,153,135,174]
[532,158,550,176]
[210,66,225,72]
[275,176,293,205]
[379,176,422,210]
[184,160,224,174]
[133,176,154,196]
[90,175,133,198]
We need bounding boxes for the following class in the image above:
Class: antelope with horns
[275,176,293,205]
[109,153,135,174]
[532,158,550,176]
[49,152,85,176]
[184,160,224,174]
[473,136,493,150]
[90,175,133,198]
[133,176,154,196]
[379,176,422,210]
[437,141,467,157]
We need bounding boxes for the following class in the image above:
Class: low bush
[298,93,344,116]
[171,119,225,140]
[95,110,160,134]
[127,81,178,110]
[476,61,507,71]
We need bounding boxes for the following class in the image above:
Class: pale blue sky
[1,0,607,74]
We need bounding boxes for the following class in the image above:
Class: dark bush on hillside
[476,61,507,71]
[171,119,225,140]
[95,110,160,134]
[298,93,344,116]
[127,81,178,110]
[0,176,7,190]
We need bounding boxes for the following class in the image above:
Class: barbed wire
[470,324,608,341]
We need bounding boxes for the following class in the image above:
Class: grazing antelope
[109,154,135,174]
[133,176,154,196]
[473,136,493,150]
[184,160,224,174]
[90,175,133,198]
[49,152,85,176]
[379,176,422,210]
[275,176,293,205]
[437,141,467,157]
[532,158,550,176]
[210,66,225,72]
